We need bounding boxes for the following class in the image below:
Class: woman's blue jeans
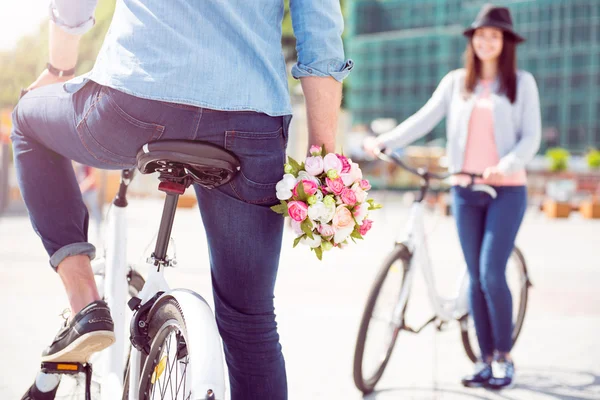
[451,185,527,359]
[11,80,290,399]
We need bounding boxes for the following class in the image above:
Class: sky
[0,0,50,51]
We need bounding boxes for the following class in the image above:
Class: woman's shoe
[461,361,492,387]
[486,358,515,390]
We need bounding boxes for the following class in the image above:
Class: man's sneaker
[41,300,115,363]
[20,383,58,400]
[461,361,492,388]
[486,358,515,390]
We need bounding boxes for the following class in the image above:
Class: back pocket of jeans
[77,86,165,165]
[224,128,286,205]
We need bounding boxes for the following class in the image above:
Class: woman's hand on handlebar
[482,166,505,184]
[362,136,384,158]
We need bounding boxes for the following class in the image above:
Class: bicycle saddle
[136,140,241,189]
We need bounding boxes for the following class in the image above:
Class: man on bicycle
[14,1,352,399]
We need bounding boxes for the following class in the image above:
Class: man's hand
[483,166,505,183]
[26,69,73,92]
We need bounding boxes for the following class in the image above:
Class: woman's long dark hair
[464,32,518,103]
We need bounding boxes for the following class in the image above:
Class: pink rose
[359,179,371,191]
[293,180,318,198]
[337,154,352,173]
[309,145,322,156]
[287,201,308,222]
[332,205,354,231]
[325,177,345,196]
[340,188,357,206]
[304,156,324,176]
[359,219,373,236]
[341,162,363,186]
[317,223,335,237]
[323,153,343,173]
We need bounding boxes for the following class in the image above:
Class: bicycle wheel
[138,298,193,400]
[460,247,530,363]
[353,244,412,394]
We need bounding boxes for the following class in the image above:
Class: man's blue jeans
[451,185,527,359]
[12,80,290,399]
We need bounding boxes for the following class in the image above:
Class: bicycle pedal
[41,362,86,375]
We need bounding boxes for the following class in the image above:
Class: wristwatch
[46,62,76,77]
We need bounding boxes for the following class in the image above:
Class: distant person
[364,4,541,389]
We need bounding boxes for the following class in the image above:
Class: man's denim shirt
[51,0,353,116]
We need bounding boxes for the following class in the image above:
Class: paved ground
[1,191,599,399]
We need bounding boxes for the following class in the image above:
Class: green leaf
[296,180,308,202]
[288,156,302,175]
[321,144,327,157]
[301,219,314,239]
[270,201,289,215]
[368,203,383,211]
[351,230,364,240]
[314,246,323,261]
[293,235,305,248]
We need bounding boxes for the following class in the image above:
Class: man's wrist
[46,62,76,77]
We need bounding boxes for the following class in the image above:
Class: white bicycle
[36,140,241,400]
[353,150,531,394]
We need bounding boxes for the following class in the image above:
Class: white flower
[353,203,368,225]
[333,226,354,244]
[307,201,336,223]
[351,182,368,203]
[304,156,324,176]
[323,153,343,173]
[276,174,297,200]
[341,161,363,186]
[297,171,320,186]
[314,190,324,202]
[290,219,303,236]
[301,233,322,248]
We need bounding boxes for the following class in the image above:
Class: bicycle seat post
[152,182,185,265]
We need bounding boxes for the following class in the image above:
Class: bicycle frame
[91,172,226,400]
[394,200,470,325]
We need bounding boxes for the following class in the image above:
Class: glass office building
[345,0,600,153]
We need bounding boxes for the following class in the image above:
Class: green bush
[586,149,600,169]
[545,147,570,172]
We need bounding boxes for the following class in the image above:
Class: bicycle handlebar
[374,147,483,183]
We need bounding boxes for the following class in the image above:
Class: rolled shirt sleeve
[290,0,354,82]
[49,0,98,35]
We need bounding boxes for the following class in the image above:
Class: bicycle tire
[460,247,530,363]
[353,243,412,394]
[138,297,192,400]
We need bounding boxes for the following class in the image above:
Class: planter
[543,199,571,218]
[580,200,600,219]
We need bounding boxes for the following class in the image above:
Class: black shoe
[41,300,115,363]
[486,358,515,390]
[20,383,58,400]
[461,361,492,388]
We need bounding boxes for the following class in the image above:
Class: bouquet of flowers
[271,145,382,260]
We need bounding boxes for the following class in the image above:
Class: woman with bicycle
[365,5,541,390]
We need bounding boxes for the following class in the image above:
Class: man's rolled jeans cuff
[50,242,96,269]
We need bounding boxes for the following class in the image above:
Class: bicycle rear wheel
[353,244,412,394]
[460,247,530,363]
[138,298,193,400]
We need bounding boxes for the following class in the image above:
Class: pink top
[452,80,527,186]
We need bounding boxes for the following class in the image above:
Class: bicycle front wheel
[138,298,193,400]
[353,244,412,394]
[460,247,530,363]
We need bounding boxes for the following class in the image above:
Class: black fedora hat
[463,4,525,43]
